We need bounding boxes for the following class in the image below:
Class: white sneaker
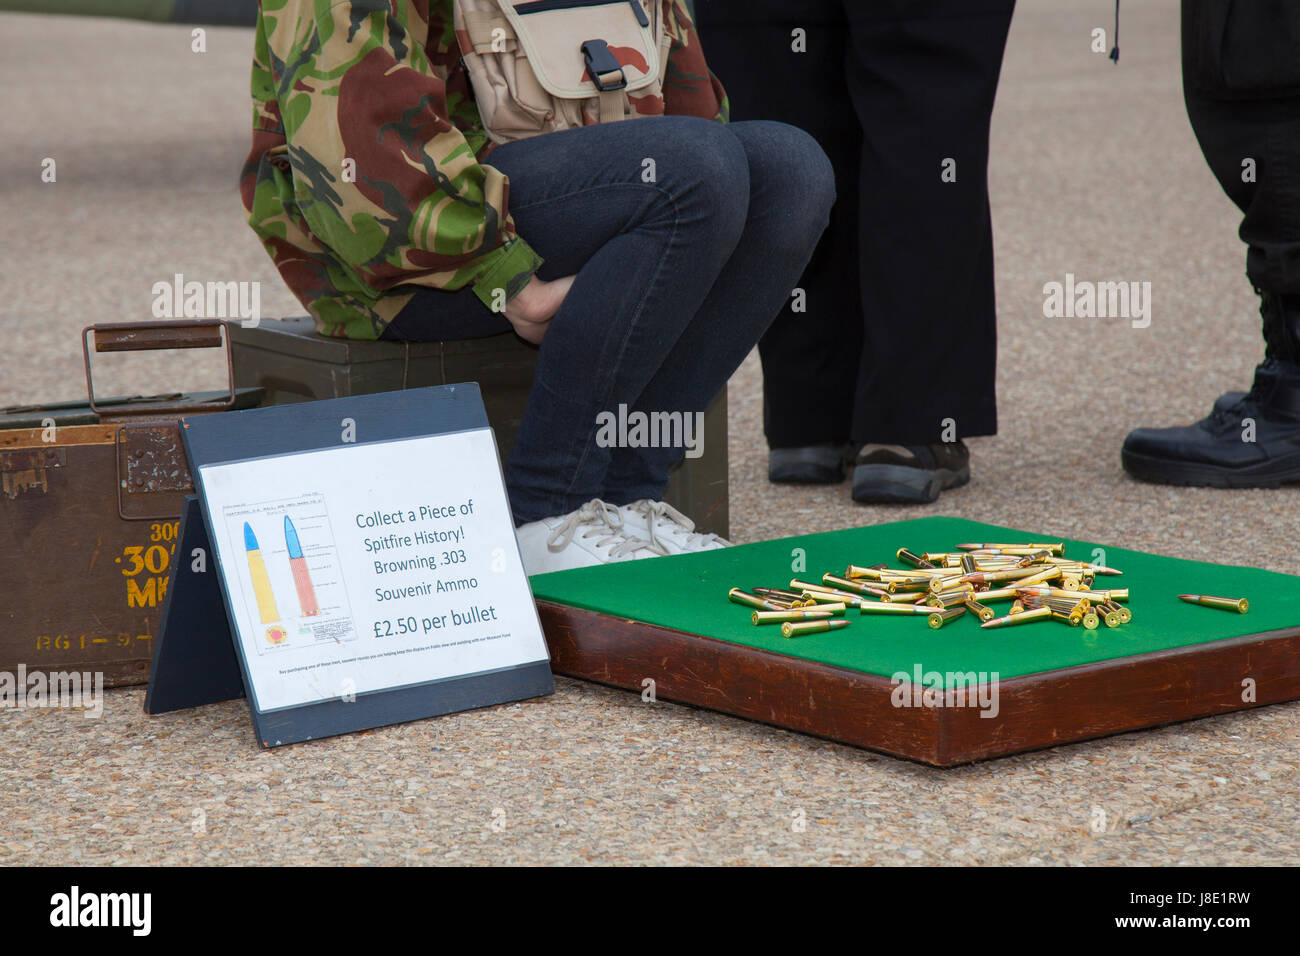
[515,499,669,574]
[618,499,731,555]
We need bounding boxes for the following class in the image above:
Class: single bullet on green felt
[1179,594,1249,613]
[753,609,835,625]
[782,619,851,638]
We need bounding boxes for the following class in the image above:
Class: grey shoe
[851,442,971,504]
[768,444,847,484]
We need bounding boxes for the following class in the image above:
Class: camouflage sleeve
[661,0,729,122]
[258,0,541,310]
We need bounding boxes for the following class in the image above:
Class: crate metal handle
[82,320,237,418]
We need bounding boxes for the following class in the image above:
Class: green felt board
[530,516,1300,681]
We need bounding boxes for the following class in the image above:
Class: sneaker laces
[546,499,662,558]
[629,499,728,550]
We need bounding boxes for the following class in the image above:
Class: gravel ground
[2,1,1297,866]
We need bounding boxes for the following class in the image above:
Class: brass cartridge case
[753,609,836,625]
[928,607,967,629]
[802,590,863,608]
[964,599,995,623]
[981,606,1052,629]
[821,574,879,595]
[897,548,936,569]
[858,600,931,616]
[729,588,778,611]
[957,542,1065,555]
[1178,594,1248,613]
[782,619,851,638]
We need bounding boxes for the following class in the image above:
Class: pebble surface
[2,2,1297,865]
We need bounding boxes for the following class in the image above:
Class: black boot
[1122,291,1300,488]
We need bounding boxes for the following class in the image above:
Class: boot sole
[769,464,845,485]
[851,463,970,504]
[1122,448,1300,488]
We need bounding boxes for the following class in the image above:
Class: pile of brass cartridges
[728,541,1134,637]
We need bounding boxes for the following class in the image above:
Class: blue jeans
[385,117,835,523]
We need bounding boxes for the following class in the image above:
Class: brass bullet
[928,573,968,592]
[957,542,1065,555]
[822,573,879,595]
[802,590,864,608]
[858,600,931,616]
[792,580,877,603]
[964,598,995,622]
[754,587,811,604]
[1178,594,1248,614]
[897,548,936,569]
[960,553,977,575]
[844,564,885,580]
[729,588,777,611]
[1106,600,1132,624]
[981,606,1053,629]
[960,565,1054,588]
[1082,611,1100,630]
[1015,565,1063,587]
[928,607,967,629]
[782,619,852,638]
[753,609,836,625]
[1014,549,1055,567]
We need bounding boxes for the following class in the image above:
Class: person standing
[694,0,1015,503]
[1122,0,1300,487]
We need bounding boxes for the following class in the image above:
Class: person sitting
[240,0,834,571]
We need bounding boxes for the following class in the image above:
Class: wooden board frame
[536,601,1300,766]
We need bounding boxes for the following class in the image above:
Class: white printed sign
[198,428,547,712]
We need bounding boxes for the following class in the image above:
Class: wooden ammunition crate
[228,317,729,538]
[0,321,260,687]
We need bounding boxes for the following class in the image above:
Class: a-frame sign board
[145,384,553,747]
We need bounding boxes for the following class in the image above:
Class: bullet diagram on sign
[223,493,356,655]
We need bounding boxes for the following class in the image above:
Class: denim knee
[646,116,751,248]
[729,120,836,248]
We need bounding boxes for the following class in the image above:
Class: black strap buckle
[582,39,626,92]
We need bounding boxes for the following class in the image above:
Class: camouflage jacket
[240,0,728,339]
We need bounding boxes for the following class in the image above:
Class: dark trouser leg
[1120,3,1300,487]
[1182,0,1300,362]
[602,121,836,501]
[843,0,1013,445]
[695,2,863,449]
